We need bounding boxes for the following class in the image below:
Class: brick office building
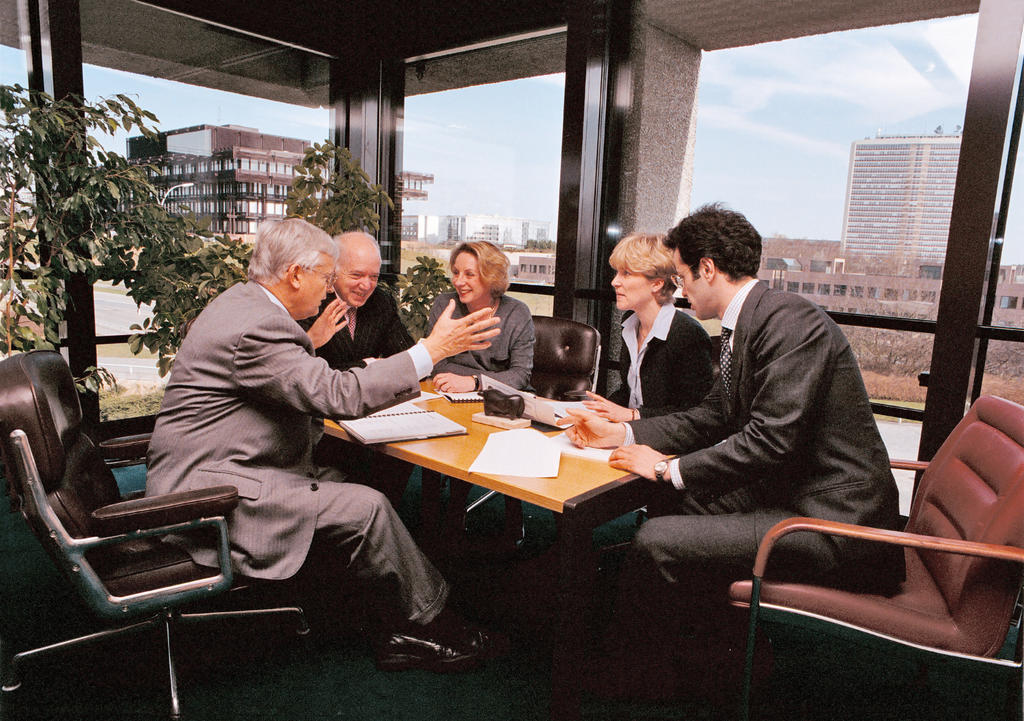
[128,124,309,238]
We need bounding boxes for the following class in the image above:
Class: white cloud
[700,16,976,126]
[698,104,849,159]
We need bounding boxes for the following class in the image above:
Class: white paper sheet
[468,428,561,477]
[549,431,614,463]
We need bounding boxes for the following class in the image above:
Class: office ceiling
[641,0,980,51]
[1,0,983,103]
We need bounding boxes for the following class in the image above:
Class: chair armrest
[98,432,152,462]
[752,516,1024,578]
[890,458,929,472]
[91,485,238,536]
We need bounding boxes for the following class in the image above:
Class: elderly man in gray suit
[147,217,501,673]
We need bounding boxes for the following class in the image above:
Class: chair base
[740,600,1024,721]
[2,604,307,717]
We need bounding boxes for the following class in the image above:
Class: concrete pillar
[604,13,702,398]
[618,7,702,235]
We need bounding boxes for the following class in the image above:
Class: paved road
[877,419,922,516]
[94,289,162,385]
[94,289,153,336]
[98,356,163,383]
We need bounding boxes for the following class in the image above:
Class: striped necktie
[347,308,357,339]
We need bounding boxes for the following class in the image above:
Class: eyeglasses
[306,267,338,289]
[670,274,685,288]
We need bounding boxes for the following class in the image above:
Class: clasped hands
[563,407,670,482]
[433,372,476,393]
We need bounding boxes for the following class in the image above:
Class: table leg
[550,506,594,721]
[420,468,444,550]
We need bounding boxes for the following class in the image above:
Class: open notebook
[335,401,466,444]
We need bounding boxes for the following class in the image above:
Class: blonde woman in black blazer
[583,232,713,421]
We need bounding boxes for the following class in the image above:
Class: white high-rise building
[840,133,961,267]
[401,213,551,248]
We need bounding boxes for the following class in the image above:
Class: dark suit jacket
[631,283,904,587]
[608,309,714,417]
[301,287,414,371]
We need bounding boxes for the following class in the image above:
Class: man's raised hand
[306,297,349,349]
[420,300,501,364]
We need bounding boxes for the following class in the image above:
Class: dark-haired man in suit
[566,203,903,693]
[302,231,416,507]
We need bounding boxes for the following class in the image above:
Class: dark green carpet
[0,466,1015,720]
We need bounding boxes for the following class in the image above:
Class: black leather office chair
[452,316,602,545]
[529,315,601,401]
[0,351,306,717]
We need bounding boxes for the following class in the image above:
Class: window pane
[995,26,1024,332]
[979,339,1024,406]
[79,0,329,416]
[690,15,976,508]
[846,325,932,515]
[402,36,564,316]
[694,15,975,322]
[0,0,25,86]
[507,291,553,317]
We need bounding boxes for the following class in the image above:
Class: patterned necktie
[347,308,357,339]
[720,327,733,396]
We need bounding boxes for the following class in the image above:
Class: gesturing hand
[608,445,670,481]
[562,408,627,449]
[582,391,635,422]
[306,297,349,349]
[420,300,501,364]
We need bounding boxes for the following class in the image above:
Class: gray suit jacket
[631,283,903,585]
[146,281,420,579]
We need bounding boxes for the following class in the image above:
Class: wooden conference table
[324,387,651,721]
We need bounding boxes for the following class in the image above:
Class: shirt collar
[650,302,676,340]
[255,281,290,315]
[621,302,675,340]
[720,278,759,333]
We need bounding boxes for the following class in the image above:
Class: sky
[2,12,1023,264]
[402,75,565,225]
[692,16,975,238]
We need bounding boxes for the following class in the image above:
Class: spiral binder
[440,391,483,403]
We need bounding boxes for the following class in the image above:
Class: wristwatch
[653,460,669,483]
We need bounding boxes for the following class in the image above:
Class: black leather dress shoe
[373,626,493,673]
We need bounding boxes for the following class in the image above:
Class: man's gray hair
[248,218,338,283]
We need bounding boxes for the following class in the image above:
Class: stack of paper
[467,428,612,477]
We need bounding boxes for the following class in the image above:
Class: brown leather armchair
[0,351,306,717]
[730,395,1024,720]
